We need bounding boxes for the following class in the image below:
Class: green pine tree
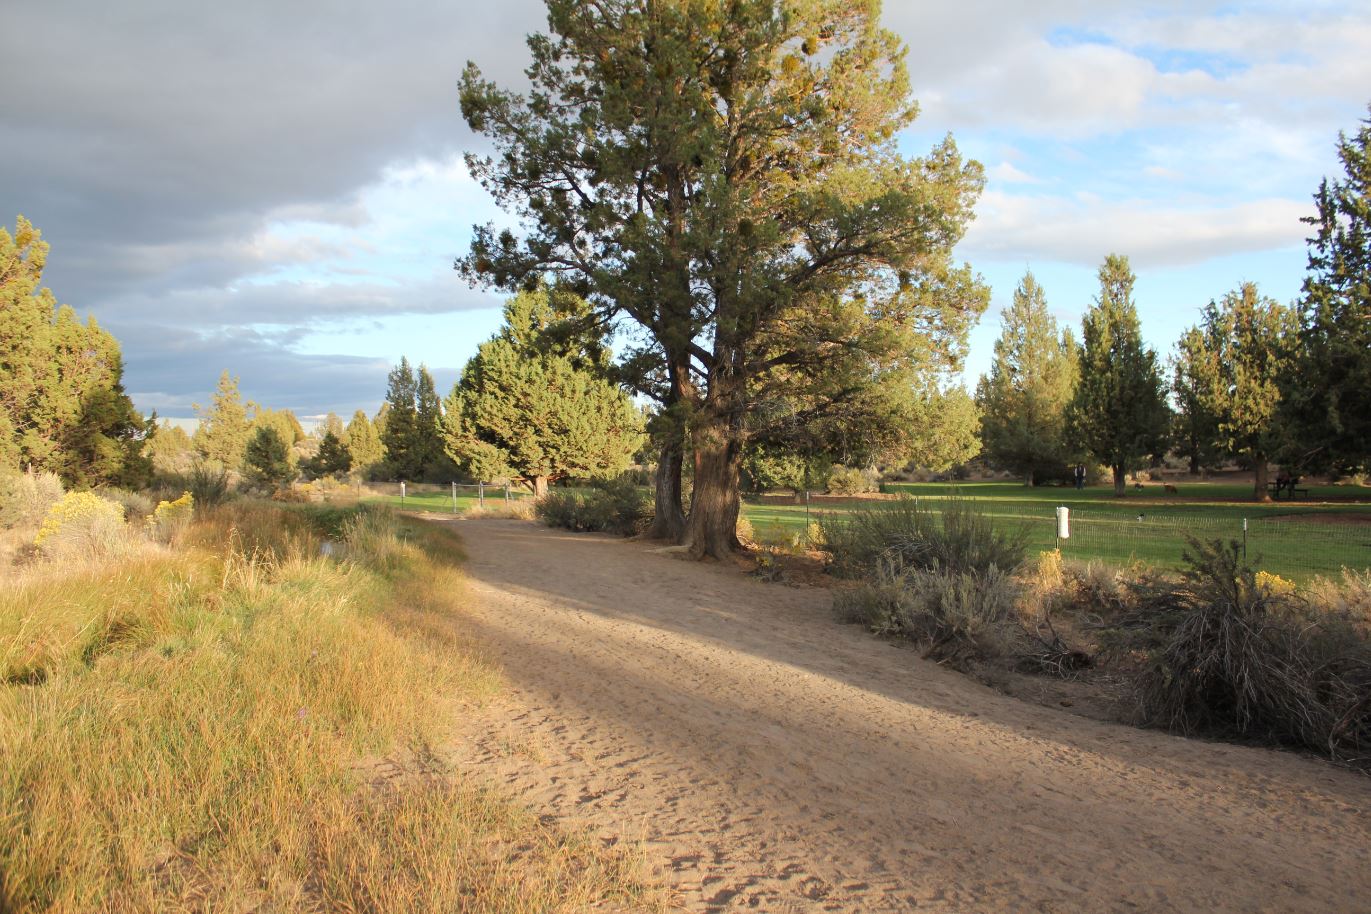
[1169,326,1223,476]
[443,288,645,497]
[244,426,295,489]
[193,372,252,471]
[379,358,421,481]
[301,430,352,480]
[1067,254,1170,496]
[1187,283,1300,500]
[345,409,385,478]
[976,272,1079,485]
[1298,105,1371,470]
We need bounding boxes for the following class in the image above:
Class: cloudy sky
[3,1,1368,423]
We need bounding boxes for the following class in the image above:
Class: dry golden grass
[0,502,664,913]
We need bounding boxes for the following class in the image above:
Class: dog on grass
[1163,483,1179,494]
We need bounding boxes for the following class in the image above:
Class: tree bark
[644,439,686,540]
[1253,454,1271,502]
[682,427,743,558]
[532,475,549,499]
[1112,464,1126,497]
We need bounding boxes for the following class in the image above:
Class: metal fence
[358,481,529,512]
[1035,509,1368,582]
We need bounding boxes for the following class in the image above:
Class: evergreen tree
[251,407,306,448]
[321,412,347,442]
[1187,283,1300,501]
[148,420,195,474]
[1298,105,1371,470]
[1,216,151,485]
[907,385,983,474]
[1169,327,1223,477]
[345,409,385,477]
[1067,254,1170,496]
[379,358,421,480]
[976,272,1079,485]
[459,0,985,557]
[414,365,451,480]
[244,426,295,488]
[443,287,645,497]
[301,430,352,480]
[193,371,252,471]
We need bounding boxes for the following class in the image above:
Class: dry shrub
[147,491,194,543]
[825,464,878,495]
[1121,538,1371,763]
[535,480,652,536]
[835,562,1025,666]
[0,469,64,529]
[99,487,155,523]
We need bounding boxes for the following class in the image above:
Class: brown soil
[444,518,1371,913]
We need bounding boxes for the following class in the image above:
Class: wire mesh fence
[358,481,532,512]
[1019,509,1369,582]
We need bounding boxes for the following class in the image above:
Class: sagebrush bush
[825,464,878,496]
[100,487,154,523]
[0,469,64,529]
[835,562,1024,665]
[821,496,1027,578]
[33,492,128,558]
[1121,538,1371,762]
[535,480,652,536]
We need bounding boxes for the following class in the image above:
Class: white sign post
[1056,506,1070,550]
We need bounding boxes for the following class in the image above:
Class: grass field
[750,481,1371,581]
[362,478,1371,581]
[1,501,661,913]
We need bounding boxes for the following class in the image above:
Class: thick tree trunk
[1112,464,1126,497]
[682,402,743,560]
[1189,453,1200,476]
[532,475,549,499]
[1254,454,1271,502]
[643,439,686,540]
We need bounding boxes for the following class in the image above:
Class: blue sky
[3,0,1368,422]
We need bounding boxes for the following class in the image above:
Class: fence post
[1242,517,1248,562]
[804,489,810,539]
[504,483,510,506]
[400,481,406,505]
[478,480,485,507]
[451,481,457,514]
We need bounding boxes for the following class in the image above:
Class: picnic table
[1268,475,1309,499]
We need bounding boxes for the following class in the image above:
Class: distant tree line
[973,106,1371,501]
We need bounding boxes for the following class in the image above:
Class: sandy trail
[444,519,1371,913]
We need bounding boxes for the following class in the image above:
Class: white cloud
[963,190,1310,267]
[989,161,1041,184]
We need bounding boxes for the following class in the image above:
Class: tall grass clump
[821,495,1028,577]
[1120,538,1371,763]
[0,502,663,913]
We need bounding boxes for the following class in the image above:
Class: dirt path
[444,519,1371,913]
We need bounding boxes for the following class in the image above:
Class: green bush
[535,480,652,536]
[825,464,878,496]
[1120,538,1371,762]
[183,462,232,507]
[821,496,1028,577]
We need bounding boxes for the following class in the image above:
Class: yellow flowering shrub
[33,491,127,557]
[1255,570,1296,596]
[149,491,194,542]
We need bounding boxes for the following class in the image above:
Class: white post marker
[478,480,485,507]
[1056,506,1070,541]
[451,481,458,513]
[400,481,406,504]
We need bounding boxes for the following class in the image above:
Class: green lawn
[365,480,1370,582]
[746,481,1371,581]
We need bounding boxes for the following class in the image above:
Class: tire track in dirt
[443,519,1371,913]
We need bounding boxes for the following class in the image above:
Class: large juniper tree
[976,271,1078,485]
[1298,105,1371,471]
[458,0,985,557]
[193,371,252,471]
[1067,254,1170,496]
